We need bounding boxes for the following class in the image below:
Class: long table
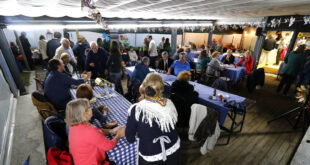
[70,86,137,165]
[165,80,246,126]
[125,66,177,82]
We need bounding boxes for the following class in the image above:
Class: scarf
[128,99,178,133]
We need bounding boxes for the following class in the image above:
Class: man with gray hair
[157,51,174,73]
[54,38,76,65]
[85,41,109,79]
[132,57,150,82]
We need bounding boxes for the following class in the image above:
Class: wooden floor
[180,75,303,165]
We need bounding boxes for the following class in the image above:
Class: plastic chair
[43,116,68,154]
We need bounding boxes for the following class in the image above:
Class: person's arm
[125,106,139,143]
[186,62,191,71]
[221,55,226,63]
[231,56,235,64]
[236,57,245,66]
[167,61,176,75]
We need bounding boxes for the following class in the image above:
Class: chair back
[31,91,57,121]
[43,116,68,153]
[34,78,44,94]
[212,79,228,91]
[170,93,191,128]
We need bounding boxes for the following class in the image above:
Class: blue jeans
[109,72,123,95]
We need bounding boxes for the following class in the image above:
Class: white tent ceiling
[0,0,310,22]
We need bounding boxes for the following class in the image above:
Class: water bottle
[104,80,107,88]
[111,83,115,91]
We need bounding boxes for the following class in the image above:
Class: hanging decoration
[81,0,107,29]
[297,32,304,38]
[304,16,310,25]
[296,85,310,104]
[102,32,110,42]
[289,16,295,27]
[270,18,277,28]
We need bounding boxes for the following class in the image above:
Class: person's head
[162,37,165,42]
[90,41,99,53]
[177,71,191,82]
[177,48,184,53]
[10,42,17,47]
[227,49,232,56]
[144,38,148,44]
[212,51,220,59]
[77,35,87,43]
[142,73,164,98]
[54,32,62,39]
[147,35,152,42]
[48,59,64,72]
[218,39,222,44]
[199,50,207,59]
[39,35,45,40]
[179,52,186,63]
[295,44,306,54]
[60,53,70,64]
[85,48,91,56]
[212,38,216,42]
[161,51,168,60]
[129,47,134,52]
[21,32,26,37]
[61,38,70,48]
[185,47,191,53]
[245,50,252,57]
[76,84,94,100]
[97,38,103,45]
[268,34,273,39]
[64,32,70,40]
[65,98,92,126]
[142,57,150,66]
[110,41,121,56]
[201,45,205,50]
[165,38,170,44]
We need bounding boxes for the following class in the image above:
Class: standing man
[85,41,109,79]
[147,35,158,68]
[19,32,34,70]
[46,32,61,59]
[54,38,76,65]
[260,34,276,65]
[158,37,165,54]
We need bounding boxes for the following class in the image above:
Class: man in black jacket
[157,51,173,73]
[46,32,61,59]
[19,32,34,70]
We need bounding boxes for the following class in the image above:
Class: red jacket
[237,56,254,74]
[47,147,73,165]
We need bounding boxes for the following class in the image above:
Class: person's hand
[109,126,122,135]
[116,126,126,138]
[86,72,92,79]
[167,72,171,75]
[90,63,95,67]
[162,70,167,74]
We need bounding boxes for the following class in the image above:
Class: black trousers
[150,56,157,68]
[277,74,295,95]
[138,149,180,165]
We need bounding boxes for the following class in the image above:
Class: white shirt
[128,51,138,61]
[38,39,48,60]
[158,41,164,49]
[149,40,158,57]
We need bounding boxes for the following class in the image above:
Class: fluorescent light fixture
[7,24,101,30]
[7,23,213,30]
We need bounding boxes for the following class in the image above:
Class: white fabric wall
[121,33,171,47]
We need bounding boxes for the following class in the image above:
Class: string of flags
[267,16,310,28]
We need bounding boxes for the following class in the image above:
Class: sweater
[107,54,122,73]
[283,52,306,76]
[85,48,109,76]
[69,123,117,165]
[125,99,180,162]
[237,56,254,74]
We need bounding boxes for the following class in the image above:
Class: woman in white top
[128,47,138,66]
[38,35,48,67]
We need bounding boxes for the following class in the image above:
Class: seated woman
[126,73,180,164]
[60,53,74,76]
[76,84,117,129]
[206,51,226,77]
[128,47,138,66]
[171,71,199,105]
[236,50,254,74]
[66,98,125,165]
[196,50,211,72]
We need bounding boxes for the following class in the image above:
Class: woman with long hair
[107,41,124,95]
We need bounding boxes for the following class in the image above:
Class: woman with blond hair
[206,51,226,77]
[66,98,125,165]
[236,50,254,74]
[125,73,180,164]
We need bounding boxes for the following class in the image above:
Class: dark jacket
[171,80,198,105]
[221,55,235,64]
[157,58,174,72]
[107,54,122,73]
[19,36,32,57]
[247,68,265,93]
[132,63,150,82]
[85,48,108,77]
[283,52,306,76]
[263,38,276,51]
[46,39,61,59]
[10,45,20,57]
[72,42,90,70]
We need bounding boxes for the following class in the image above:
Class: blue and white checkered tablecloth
[126,66,177,82]
[70,86,137,165]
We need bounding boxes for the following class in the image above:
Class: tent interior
[1,0,310,165]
